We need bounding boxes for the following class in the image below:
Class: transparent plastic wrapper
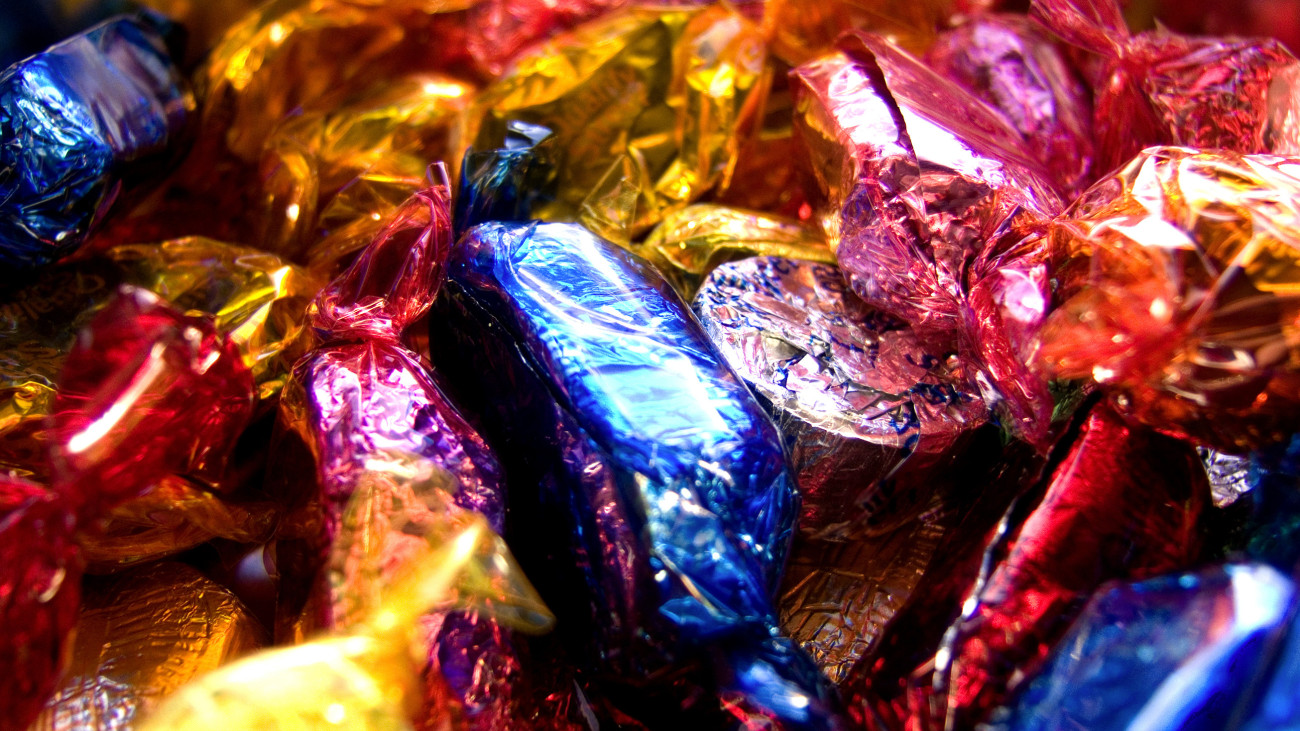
[846,402,1210,730]
[643,206,835,298]
[1031,147,1300,452]
[140,514,555,731]
[0,240,317,564]
[0,287,255,731]
[926,14,1095,195]
[469,4,771,239]
[430,221,846,728]
[1031,0,1300,177]
[693,256,986,540]
[30,562,269,731]
[992,564,1296,731]
[0,12,191,269]
[793,33,1063,445]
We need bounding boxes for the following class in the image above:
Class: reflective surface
[792,34,1062,446]
[0,13,190,269]
[1032,147,1300,451]
[994,564,1296,731]
[432,221,844,728]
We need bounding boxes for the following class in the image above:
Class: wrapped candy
[1031,147,1300,451]
[693,256,986,539]
[792,33,1063,444]
[0,239,317,565]
[643,206,835,298]
[0,12,192,269]
[1030,0,1300,177]
[925,14,1095,195]
[469,4,771,238]
[30,562,269,731]
[430,221,844,727]
[141,513,555,730]
[272,181,538,728]
[1141,0,1300,63]
[0,287,255,731]
[455,120,558,233]
[846,402,1209,729]
[992,564,1296,731]
[760,0,959,66]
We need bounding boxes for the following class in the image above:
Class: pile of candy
[1,0,1299,729]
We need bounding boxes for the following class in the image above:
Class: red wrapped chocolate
[1031,0,1300,177]
[0,288,255,731]
[846,402,1209,729]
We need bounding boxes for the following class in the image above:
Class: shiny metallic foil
[431,221,845,727]
[0,12,191,270]
[926,14,1095,196]
[992,564,1296,731]
[272,185,531,729]
[0,289,254,731]
[30,562,268,731]
[140,517,554,731]
[847,402,1210,730]
[1031,0,1300,176]
[694,257,986,539]
[642,206,835,299]
[793,34,1063,446]
[469,5,771,238]
[0,241,315,565]
[1031,147,1300,452]
[760,0,954,66]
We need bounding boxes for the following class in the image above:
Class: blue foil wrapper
[0,12,190,270]
[454,120,556,235]
[993,564,1296,731]
[430,221,845,729]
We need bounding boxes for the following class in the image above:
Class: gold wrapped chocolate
[470,4,771,237]
[638,204,834,297]
[140,515,553,731]
[30,562,268,731]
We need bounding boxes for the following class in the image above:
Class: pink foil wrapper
[793,34,1063,446]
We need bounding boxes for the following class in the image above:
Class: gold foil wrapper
[760,0,957,66]
[140,515,553,731]
[638,204,833,297]
[471,4,771,238]
[29,562,267,731]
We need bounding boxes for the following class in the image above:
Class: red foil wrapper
[793,33,1063,445]
[846,402,1210,729]
[926,14,1095,195]
[1031,0,1300,177]
[0,288,254,731]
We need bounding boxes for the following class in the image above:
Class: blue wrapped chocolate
[993,564,1296,731]
[430,221,845,729]
[0,12,190,270]
[454,120,556,234]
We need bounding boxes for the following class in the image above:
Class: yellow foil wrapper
[140,515,554,731]
[29,562,268,731]
[637,204,834,298]
[257,73,474,270]
[1032,147,1300,451]
[471,4,771,238]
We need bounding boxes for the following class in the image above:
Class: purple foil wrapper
[270,184,525,729]
[926,14,1095,196]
